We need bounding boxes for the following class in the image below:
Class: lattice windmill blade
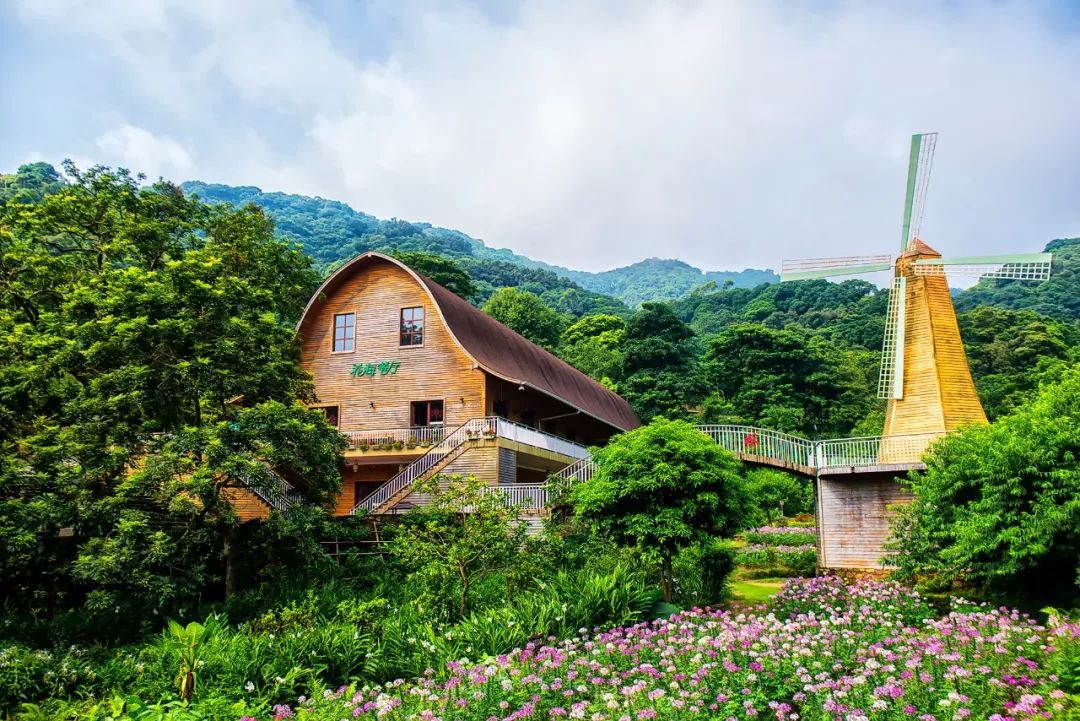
[899,133,937,253]
[912,252,1053,281]
[877,277,906,399]
[780,255,893,282]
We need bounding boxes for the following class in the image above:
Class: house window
[314,405,340,427]
[333,313,355,352]
[400,306,424,346]
[411,400,444,427]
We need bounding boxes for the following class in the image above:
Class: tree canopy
[890,363,1080,601]
[571,418,749,601]
[0,163,344,621]
[482,287,569,350]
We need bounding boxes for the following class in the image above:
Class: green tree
[388,474,530,620]
[571,418,748,602]
[0,163,343,622]
[701,323,878,437]
[390,250,477,301]
[619,303,706,421]
[958,306,1078,419]
[890,364,1080,602]
[482,287,569,350]
[558,314,626,383]
[743,469,814,526]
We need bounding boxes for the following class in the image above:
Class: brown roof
[298,252,641,432]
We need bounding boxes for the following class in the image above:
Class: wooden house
[278,251,639,517]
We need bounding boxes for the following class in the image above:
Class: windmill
[780,133,1052,459]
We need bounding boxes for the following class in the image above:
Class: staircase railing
[352,416,589,515]
[477,483,550,509]
[234,464,306,513]
[552,456,597,483]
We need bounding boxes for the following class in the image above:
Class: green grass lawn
[729,578,786,605]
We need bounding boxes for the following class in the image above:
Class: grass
[729,577,785,605]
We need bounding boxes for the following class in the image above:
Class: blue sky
[3,0,1079,274]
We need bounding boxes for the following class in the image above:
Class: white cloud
[95,125,194,179]
[8,0,1080,273]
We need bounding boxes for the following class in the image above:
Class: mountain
[180,181,777,306]
[953,237,1080,323]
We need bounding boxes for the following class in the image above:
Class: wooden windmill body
[781,133,1052,460]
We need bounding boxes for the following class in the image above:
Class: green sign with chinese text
[351,361,401,378]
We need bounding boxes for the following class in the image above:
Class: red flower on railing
[744,432,759,450]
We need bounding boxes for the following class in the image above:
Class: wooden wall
[300,258,487,432]
[221,487,271,522]
[817,477,912,569]
[882,272,986,444]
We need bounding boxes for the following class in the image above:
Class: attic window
[333,313,355,352]
[400,306,424,346]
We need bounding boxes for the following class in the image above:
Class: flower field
[247,578,1076,721]
[736,526,818,575]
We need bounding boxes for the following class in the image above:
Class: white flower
[245,681,255,692]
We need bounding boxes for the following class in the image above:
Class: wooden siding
[300,258,486,432]
[334,465,398,516]
[818,478,911,569]
[881,269,986,457]
[221,487,271,522]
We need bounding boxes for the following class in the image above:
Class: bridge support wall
[816,474,912,570]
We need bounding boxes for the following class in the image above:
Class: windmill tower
[781,133,1053,460]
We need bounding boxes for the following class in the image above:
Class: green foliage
[701,323,880,436]
[557,314,626,383]
[743,469,815,526]
[955,237,1080,322]
[958,305,1079,419]
[672,539,737,607]
[618,303,705,421]
[0,163,342,627]
[481,287,569,350]
[571,418,749,600]
[387,474,533,620]
[890,364,1080,602]
[388,251,478,300]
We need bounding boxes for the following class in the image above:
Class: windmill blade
[781,255,892,282]
[899,133,938,252]
[877,277,906,400]
[913,252,1052,281]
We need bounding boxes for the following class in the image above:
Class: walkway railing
[816,432,939,469]
[699,425,816,469]
[352,417,588,515]
[342,426,444,449]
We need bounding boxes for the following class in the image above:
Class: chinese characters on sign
[351,361,401,378]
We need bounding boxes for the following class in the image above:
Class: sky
[3,0,1080,275]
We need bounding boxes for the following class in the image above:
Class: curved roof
[297,252,640,432]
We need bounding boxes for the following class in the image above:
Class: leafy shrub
[742,526,817,546]
[673,540,737,606]
[737,544,817,576]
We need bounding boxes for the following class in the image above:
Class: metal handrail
[494,417,590,459]
[552,456,597,482]
[234,465,306,512]
[698,425,816,468]
[478,483,550,509]
[352,416,589,515]
[342,426,445,449]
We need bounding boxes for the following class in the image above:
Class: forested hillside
[180,181,776,305]
[5,164,1078,435]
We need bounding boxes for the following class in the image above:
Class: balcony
[341,426,446,456]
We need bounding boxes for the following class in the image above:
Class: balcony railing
[478,483,550,509]
[494,417,591,460]
[342,426,445,449]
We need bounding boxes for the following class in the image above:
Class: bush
[744,469,814,526]
[673,540,737,606]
